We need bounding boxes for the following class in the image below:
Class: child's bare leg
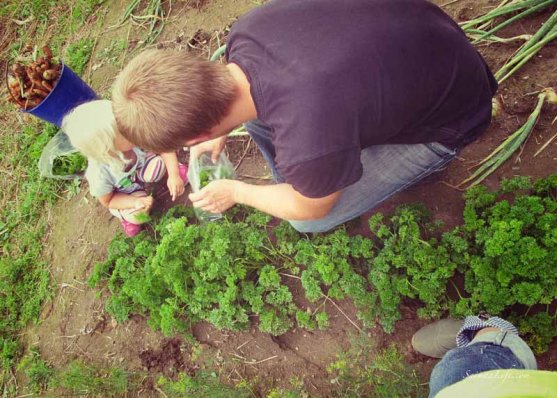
[108,190,151,225]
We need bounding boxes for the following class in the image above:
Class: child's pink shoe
[120,219,142,237]
[178,163,189,184]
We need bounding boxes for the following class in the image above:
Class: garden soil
[24,0,557,395]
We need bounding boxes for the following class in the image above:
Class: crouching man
[112,0,497,232]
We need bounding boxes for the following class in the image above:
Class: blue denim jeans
[429,331,537,398]
[245,119,457,233]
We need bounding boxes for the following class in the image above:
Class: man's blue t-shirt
[226,0,497,198]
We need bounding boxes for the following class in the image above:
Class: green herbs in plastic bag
[38,130,87,179]
[188,152,235,222]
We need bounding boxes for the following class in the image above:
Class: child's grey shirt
[85,148,147,197]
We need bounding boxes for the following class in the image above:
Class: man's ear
[184,131,214,146]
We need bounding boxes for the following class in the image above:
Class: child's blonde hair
[62,100,127,170]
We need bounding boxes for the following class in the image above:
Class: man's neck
[210,63,258,137]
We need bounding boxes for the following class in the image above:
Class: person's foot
[178,163,189,184]
[411,319,463,358]
[120,219,142,237]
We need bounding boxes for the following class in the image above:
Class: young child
[62,100,187,237]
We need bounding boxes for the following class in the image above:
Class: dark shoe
[411,319,463,358]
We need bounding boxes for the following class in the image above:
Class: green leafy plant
[90,207,302,336]
[367,207,463,332]
[90,175,557,352]
[52,152,87,176]
[295,229,376,327]
[454,176,557,316]
[91,207,380,337]
[510,311,557,354]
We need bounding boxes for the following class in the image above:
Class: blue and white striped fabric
[456,316,519,347]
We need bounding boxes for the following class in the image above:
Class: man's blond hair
[112,49,236,153]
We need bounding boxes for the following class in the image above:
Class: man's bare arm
[189,180,339,220]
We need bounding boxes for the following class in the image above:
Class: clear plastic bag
[38,130,87,180]
[188,152,235,222]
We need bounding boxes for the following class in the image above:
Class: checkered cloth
[456,315,519,347]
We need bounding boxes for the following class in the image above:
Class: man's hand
[167,174,185,201]
[189,179,240,214]
[190,136,227,163]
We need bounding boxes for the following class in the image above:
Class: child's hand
[160,152,185,201]
[134,195,154,211]
[167,174,185,201]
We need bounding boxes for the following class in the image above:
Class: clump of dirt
[139,338,191,377]
[187,29,212,49]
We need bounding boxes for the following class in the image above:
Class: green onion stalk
[495,10,557,83]
[469,0,555,44]
[467,29,532,43]
[460,0,553,32]
[459,89,555,189]
[116,0,167,45]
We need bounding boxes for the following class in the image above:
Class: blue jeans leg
[289,142,456,233]
[428,343,525,398]
[244,119,284,183]
[245,119,457,233]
